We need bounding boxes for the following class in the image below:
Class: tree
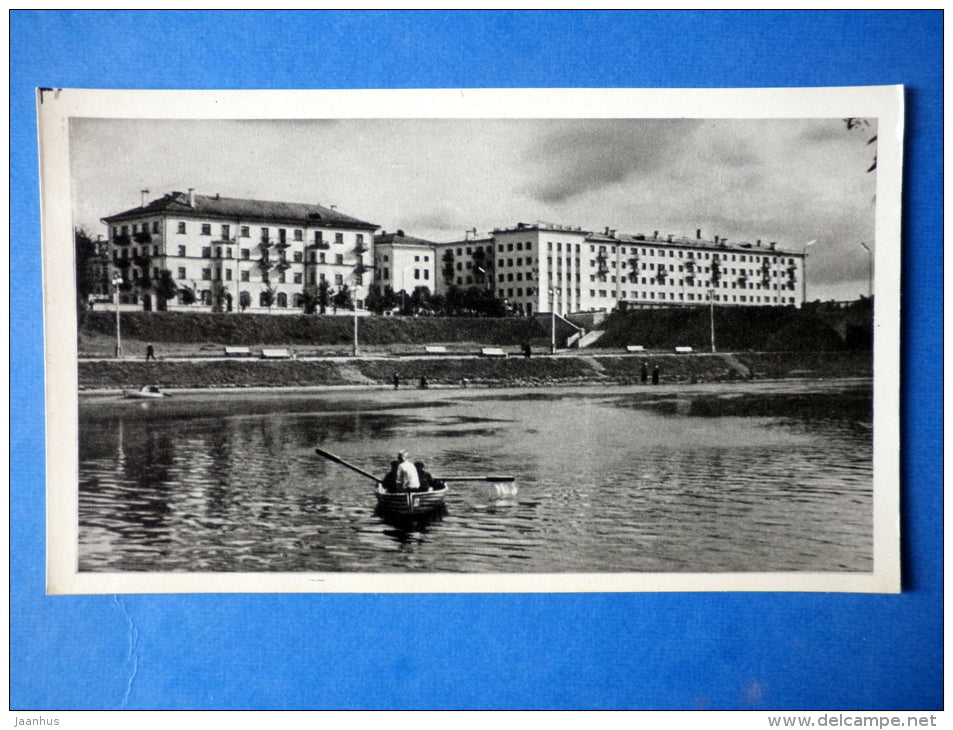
[74,228,100,321]
[301,284,319,314]
[317,279,330,314]
[410,285,433,315]
[843,118,877,172]
[153,270,179,311]
[332,283,353,311]
[180,287,197,306]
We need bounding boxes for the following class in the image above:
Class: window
[177,222,186,234]
[334,274,343,285]
[294,229,303,241]
[293,252,303,263]
[201,224,211,236]
[226,247,232,258]
[177,267,186,279]
[152,222,160,234]
[201,269,211,280]
[221,224,230,239]
[178,245,186,257]
[240,226,250,238]
[261,227,270,240]
[335,232,344,244]
[294,273,302,284]
[241,249,250,259]
[225,269,232,281]
[414,269,420,280]
[241,271,250,282]
[278,228,287,242]
[278,271,286,284]
[202,247,211,258]
[356,233,364,244]
[424,270,429,280]
[335,254,344,265]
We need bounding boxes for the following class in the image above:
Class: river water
[78,380,873,574]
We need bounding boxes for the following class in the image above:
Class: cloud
[521,119,704,204]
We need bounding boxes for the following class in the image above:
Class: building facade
[486,222,805,316]
[373,231,437,297]
[101,190,378,313]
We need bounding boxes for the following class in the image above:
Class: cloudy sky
[71,116,878,301]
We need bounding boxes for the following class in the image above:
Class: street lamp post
[709,287,717,353]
[112,272,124,358]
[859,241,873,298]
[352,299,359,356]
[549,287,560,354]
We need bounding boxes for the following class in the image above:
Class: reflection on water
[78,382,873,574]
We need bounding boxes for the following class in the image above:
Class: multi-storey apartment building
[431,233,495,297]
[489,222,806,316]
[101,190,378,313]
[373,230,437,296]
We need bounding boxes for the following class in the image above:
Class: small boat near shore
[375,483,448,517]
[123,385,169,399]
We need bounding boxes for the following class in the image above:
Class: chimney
[770,242,777,250]
[188,188,195,208]
[756,239,762,247]
[696,229,702,240]
[667,234,673,242]
[653,230,659,239]
[609,229,616,238]
[714,235,719,244]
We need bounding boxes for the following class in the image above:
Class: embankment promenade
[78,350,871,392]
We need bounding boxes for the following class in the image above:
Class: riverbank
[78,350,871,392]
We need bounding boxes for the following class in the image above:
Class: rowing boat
[123,385,169,399]
[375,483,448,517]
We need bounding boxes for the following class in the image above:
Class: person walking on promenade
[419,375,428,389]
[640,361,648,384]
[652,365,660,385]
[145,343,156,362]
[393,373,400,390]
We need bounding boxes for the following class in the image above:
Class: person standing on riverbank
[652,365,660,385]
[393,373,400,390]
[145,343,156,362]
[641,361,648,383]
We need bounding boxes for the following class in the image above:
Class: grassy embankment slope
[78,309,871,390]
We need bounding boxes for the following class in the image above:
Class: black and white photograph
[40,87,902,594]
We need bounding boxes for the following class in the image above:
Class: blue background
[10,11,942,710]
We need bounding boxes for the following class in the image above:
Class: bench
[261,348,293,359]
[424,346,448,354]
[480,348,507,358]
[224,346,251,357]
[625,345,645,352]
[674,346,694,353]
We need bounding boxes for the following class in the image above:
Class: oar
[438,476,516,482]
[315,448,381,483]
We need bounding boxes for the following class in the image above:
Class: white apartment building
[488,222,806,316]
[101,190,378,313]
[372,231,436,296]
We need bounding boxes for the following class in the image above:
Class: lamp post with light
[549,287,560,354]
[112,272,124,358]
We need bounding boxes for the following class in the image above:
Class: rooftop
[102,191,379,230]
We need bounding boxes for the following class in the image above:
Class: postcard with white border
[39,86,902,594]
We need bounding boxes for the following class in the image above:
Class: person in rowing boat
[381,460,400,492]
[395,450,420,492]
[415,461,445,492]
